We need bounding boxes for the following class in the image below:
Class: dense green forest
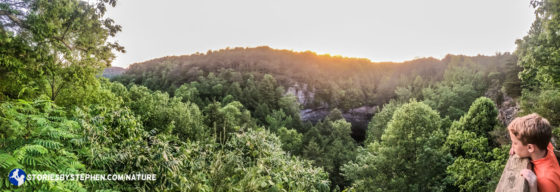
[1,0,560,191]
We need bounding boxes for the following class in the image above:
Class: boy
[509,113,560,192]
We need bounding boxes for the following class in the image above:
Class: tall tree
[516,0,560,89]
[343,101,451,192]
[0,0,124,103]
[515,0,560,129]
[302,109,358,189]
[444,97,508,192]
[365,99,402,144]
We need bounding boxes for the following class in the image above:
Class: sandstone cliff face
[498,94,519,126]
[298,106,376,142]
[286,82,376,142]
[285,82,314,105]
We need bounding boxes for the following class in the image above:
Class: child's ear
[528,144,535,153]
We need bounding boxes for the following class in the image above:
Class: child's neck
[531,149,548,161]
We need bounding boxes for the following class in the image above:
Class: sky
[106,0,535,68]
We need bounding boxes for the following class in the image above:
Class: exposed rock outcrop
[299,105,377,142]
[286,81,377,142]
[498,94,519,126]
[285,82,314,105]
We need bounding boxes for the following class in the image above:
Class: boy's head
[508,113,551,157]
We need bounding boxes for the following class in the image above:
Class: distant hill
[102,66,127,78]
[114,46,513,108]
[119,46,444,88]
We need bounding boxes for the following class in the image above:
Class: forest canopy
[1,0,559,191]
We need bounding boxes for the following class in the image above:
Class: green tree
[516,0,560,89]
[422,66,485,120]
[0,0,124,103]
[519,89,560,127]
[277,127,303,155]
[210,128,330,191]
[174,83,200,104]
[365,99,402,144]
[395,76,426,102]
[303,109,358,189]
[343,101,451,192]
[125,85,206,138]
[453,97,498,138]
[202,101,253,144]
[444,97,508,192]
[265,109,292,132]
[446,144,509,192]
[502,57,522,98]
[258,74,280,106]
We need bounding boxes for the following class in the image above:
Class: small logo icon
[9,168,26,186]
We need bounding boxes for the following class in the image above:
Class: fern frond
[33,139,63,150]
[31,116,49,127]
[0,153,19,169]
[14,144,49,167]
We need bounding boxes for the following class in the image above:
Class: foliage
[519,89,560,127]
[302,109,358,189]
[515,0,560,137]
[276,127,303,155]
[343,101,451,192]
[0,0,124,103]
[115,47,513,110]
[516,0,560,89]
[121,84,207,139]
[0,97,87,191]
[365,99,402,144]
[452,97,499,138]
[444,97,508,192]
[446,145,509,192]
[502,56,522,98]
[395,76,427,101]
[209,128,330,192]
[422,65,487,120]
[0,0,536,190]
[170,71,303,132]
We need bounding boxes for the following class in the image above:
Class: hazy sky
[106,0,535,68]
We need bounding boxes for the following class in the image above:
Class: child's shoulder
[537,165,560,189]
[537,176,560,192]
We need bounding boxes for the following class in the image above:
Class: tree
[277,127,303,154]
[302,109,357,189]
[265,109,292,132]
[117,84,207,140]
[519,89,560,127]
[395,76,426,102]
[202,101,254,144]
[174,83,200,104]
[209,128,330,191]
[258,74,279,106]
[454,97,498,138]
[343,101,451,192]
[0,0,124,103]
[502,56,522,98]
[422,66,485,120]
[516,0,560,89]
[446,142,509,192]
[365,99,402,144]
[444,97,508,192]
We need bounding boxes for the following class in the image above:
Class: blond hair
[508,113,551,150]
